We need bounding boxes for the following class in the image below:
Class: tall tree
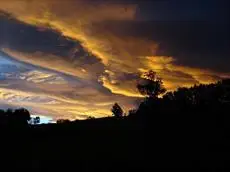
[111,103,123,117]
[137,70,166,98]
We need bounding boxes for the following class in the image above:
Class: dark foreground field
[1,117,145,171]
[1,112,230,171]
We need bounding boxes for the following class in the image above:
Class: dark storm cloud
[0,12,78,58]
[0,10,77,54]
[92,19,230,73]
[136,0,230,21]
[135,0,230,72]
[0,11,105,78]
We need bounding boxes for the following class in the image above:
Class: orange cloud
[1,1,229,120]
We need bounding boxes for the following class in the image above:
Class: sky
[0,0,229,120]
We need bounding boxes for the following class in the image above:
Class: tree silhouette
[32,116,40,125]
[111,103,123,117]
[219,79,230,103]
[57,119,71,124]
[6,109,13,117]
[137,70,166,98]
[14,108,31,126]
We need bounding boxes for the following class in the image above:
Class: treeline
[0,108,40,128]
[1,70,230,125]
[111,70,230,120]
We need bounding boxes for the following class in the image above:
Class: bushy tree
[111,103,123,117]
[13,108,31,125]
[137,70,166,98]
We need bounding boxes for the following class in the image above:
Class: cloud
[0,0,229,119]
[99,70,143,98]
[0,55,135,120]
[2,49,104,80]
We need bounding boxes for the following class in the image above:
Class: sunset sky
[0,0,229,120]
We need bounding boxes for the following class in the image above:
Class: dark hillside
[1,79,230,170]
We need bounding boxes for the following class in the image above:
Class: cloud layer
[0,0,229,120]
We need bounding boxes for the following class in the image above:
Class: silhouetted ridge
[1,72,230,170]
